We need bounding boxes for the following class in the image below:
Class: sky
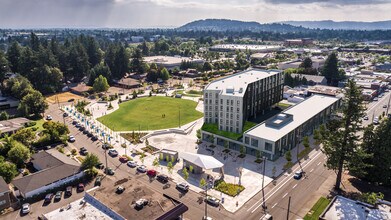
[0,0,391,28]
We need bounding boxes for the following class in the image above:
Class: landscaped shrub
[214,180,245,197]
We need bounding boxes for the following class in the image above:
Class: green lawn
[31,119,45,132]
[304,197,330,220]
[202,121,257,140]
[97,96,203,131]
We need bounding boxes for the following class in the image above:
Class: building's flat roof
[204,69,281,97]
[0,117,30,134]
[245,95,340,142]
[144,56,204,65]
[321,196,391,220]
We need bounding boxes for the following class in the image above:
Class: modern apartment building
[203,68,284,133]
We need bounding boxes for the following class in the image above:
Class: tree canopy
[93,75,110,93]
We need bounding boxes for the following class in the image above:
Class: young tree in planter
[313,129,320,145]
[167,161,173,175]
[303,136,310,150]
[189,165,194,174]
[152,157,159,168]
[196,129,201,140]
[224,140,229,152]
[208,134,215,145]
[240,145,246,155]
[272,166,277,178]
[182,167,189,180]
[285,150,292,162]
[81,153,100,170]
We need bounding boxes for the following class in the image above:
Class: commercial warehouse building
[203,68,284,133]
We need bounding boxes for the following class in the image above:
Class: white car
[206,196,220,206]
[68,135,75,142]
[127,161,138,168]
[21,203,30,214]
[46,115,53,120]
[176,182,189,191]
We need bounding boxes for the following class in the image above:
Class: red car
[147,169,157,177]
[119,156,129,163]
[77,183,85,192]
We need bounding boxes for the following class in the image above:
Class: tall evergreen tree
[7,41,22,73]
[300,57,313,69]
[321,52,343,86]
[130,48,144,74]
[30,32,40,51]
[113,45,129,79]
[67,43,90,81]
[86,37,103,67]
[320,80,368,190]
[0,50,9,83]
[360,120,391,185]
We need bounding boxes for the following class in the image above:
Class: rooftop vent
[239,88,243,93]
[226,87,234,94]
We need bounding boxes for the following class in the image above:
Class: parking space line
[310,168,314,173]
[317,162,321,166]
[282,193,288,198]
[292,184,297,189]
[272,203,278,209]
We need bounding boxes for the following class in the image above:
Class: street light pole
[262,156,267,211]
[179,106,181,128]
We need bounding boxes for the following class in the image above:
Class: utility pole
[287,196,291,220]
[104,148,108,175]
[262,156,267,211]
[205,184,208,219]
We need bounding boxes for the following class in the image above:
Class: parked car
[87,132,93,137]
[83,129,89,134]
[119,156,129,163]
[363,115,369,120]
[44,193,54,203]
[68,98,75,102]
[102,144,111,150]
[77,183,85,192]
[293,171,304,180]
[72,120,78,125]
[135,198,149,209]
[137,165,147,173]
[116,185,125,194]
[95,176,103,186]
[63,112,69,117]
[21,203,30,214]
[46,115,53,120]
[147,169,157,177]
[95,162,104,169]
[91,136,98,141]
[65,186,72,196]
[79,126,85,131]
[75,122,81,128]
[80,147,88,155]
[108,149,118,157]
[176,182,189,191]
[383,105,388,108]
[156,174,169,183]
[68,135,75,142]
[206,196,220,206]
[127,161,138,168]
[54,191,62,201]
[105,167,115,175]
[373,97,379,101]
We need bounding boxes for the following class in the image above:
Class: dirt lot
[93,176,175,220]
[46,92,84,104]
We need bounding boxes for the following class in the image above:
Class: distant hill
[282,20,391,30]
[177,19,307,32]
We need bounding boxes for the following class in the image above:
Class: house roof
[0,117,30,134]
[291,74,326,84]
[180,152,223,170]
[116,78,141,86]
[69,83,91,93]
[12,149,81,196]
[0,177,9,193]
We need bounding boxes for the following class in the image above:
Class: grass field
[304,197,330,220]
[46,92,83,104]
[97,96,203,131]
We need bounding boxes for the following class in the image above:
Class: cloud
[263,0,389,5]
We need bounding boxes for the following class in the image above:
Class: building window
[205,93,208,98]
[265,142,273,151]
[236,114,239,120]
[237,100,240,105]
[215,93,218,98]
[227,100,229,105]
[251,138,258,147]
[236,128,239,133]
[236,121,239,126]
[230,127,233,132]
[245,137,249,144]
[231,100,233,105]
[231,107,233,112]
[220,99,223,105]
[226,113,229,118]
[237,108,240,113]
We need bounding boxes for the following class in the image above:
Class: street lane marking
[272,203,278,209]
[292,184,297,189]
[282,193,288,198]
[310,168,314,173]
[250,151,323,213]
[259,214,265,220]
[317,162,321,166]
